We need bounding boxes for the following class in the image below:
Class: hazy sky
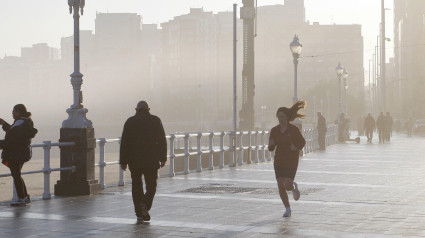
[0,0,393,67]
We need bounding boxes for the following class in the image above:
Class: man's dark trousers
[365,129,373,142]
[318,131,326,149]
[130,166,158,215]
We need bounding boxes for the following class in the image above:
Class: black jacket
[1,117,38,162]
[268,123,306,168]
[364,115,376,130]
[119,111,167,170]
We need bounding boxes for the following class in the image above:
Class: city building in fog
[21,43,60,64]
[1,1,366,131]
[160,8,220,128]
[394,0,425,119]
[254,1,364,123]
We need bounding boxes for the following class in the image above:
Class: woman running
[268,101,306,217]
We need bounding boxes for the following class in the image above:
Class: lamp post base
[62,108,92,129]
[54,127,100,196]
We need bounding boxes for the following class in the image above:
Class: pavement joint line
[221,169,405,176]
[112,193,412,208]
[170,177,394,188]
[0,211,278,233]
[301,159,403,163]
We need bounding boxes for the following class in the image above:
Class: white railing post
[229,132,235,167]
[169,134,175,177]
[260,131,266,162]
[219,131,225,168]
[238,132,243,166]
[42,141,52,199]
[247,131,252,164]
[254,131,259,163]
[196,133,202,172]
[266,132,272,161]
[208,132,214,170]
[184,133,190,174]
[98,138,106,189]
[118,137,124,186]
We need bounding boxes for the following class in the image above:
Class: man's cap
[136,101,149,110]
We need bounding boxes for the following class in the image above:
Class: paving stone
[1,133,425,237]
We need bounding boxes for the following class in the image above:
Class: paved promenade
[1,133,425,237]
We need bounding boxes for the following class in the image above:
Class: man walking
[406,117,414,137]
[376,112,386,143]
[364,113,375,143]
[317,112,327,150]
[120,101,167,221]
[385,112,393,141]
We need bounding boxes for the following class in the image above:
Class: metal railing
[0,125,338,201]
[0,141,75,201]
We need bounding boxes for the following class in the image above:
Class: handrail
[0,141,75,201]
[1,125,338,202]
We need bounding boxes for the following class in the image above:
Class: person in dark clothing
[338,113,348,142]
[406,117,414,137]
[376,112,386,143]
[385,112,393,141]
[120,101,167,221]
[317,112,327,150]
[0,104,38,206]
[364,113,375,143]
[268,101,306,218]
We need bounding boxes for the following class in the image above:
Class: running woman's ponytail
[276,100,306,122]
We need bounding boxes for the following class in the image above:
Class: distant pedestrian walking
[406,117,414,137]
[268,101,306,218]
[317,112,327,150]
[376,112,386,143]
[0,104,38,206]
[120,101,167,222]
[385,112,393,141]
[364,113,375,143]
[338,113,349,142]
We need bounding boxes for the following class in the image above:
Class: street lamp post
[336,63,344,120]
[312,95,317,125]
[290,35,302,103]
[342,68,349,115]
[326,90,330,120]
[260,105,267,129]
[290,35,303,129]
[63,0,92,128]
[55,0,99,196]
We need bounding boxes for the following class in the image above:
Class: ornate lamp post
[290,35,303,129]
[312,95,317,125]
[290,35,303,103]
[326,90,330,119]
[342,68,349,115]
[336,63,344,120]
[63,0,92,128]
[55,0,99,196]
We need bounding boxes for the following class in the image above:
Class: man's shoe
[10,198,27,207]
[140,204,151,221]
[136,216,144,221]
[292,182,300,201]
[283,207,291,217]
[24,195,31,204]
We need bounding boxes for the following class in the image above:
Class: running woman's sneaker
[292,182,300,201]
[283,207,291,217]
